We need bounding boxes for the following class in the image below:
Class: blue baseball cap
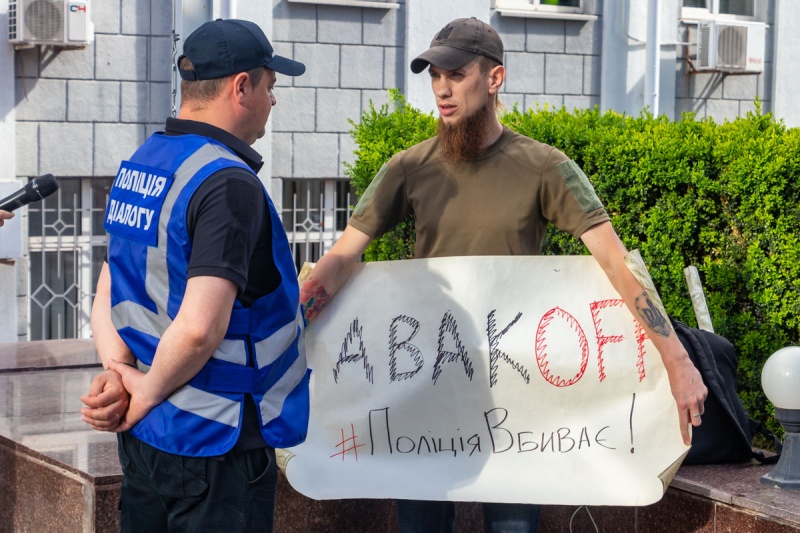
[178,19,305,80]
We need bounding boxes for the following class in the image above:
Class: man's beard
[437,105,493,165]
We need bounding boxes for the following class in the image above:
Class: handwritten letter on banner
[285,256,689,506]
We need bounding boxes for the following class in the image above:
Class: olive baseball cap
[410,17,504,74]
[178,19,305,80]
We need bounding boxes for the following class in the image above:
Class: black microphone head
[0,174,60,212]
[29,174,59,200]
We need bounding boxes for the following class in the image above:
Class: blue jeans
[397,499,541,533]
[117,432,277,533]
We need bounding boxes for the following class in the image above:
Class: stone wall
[492,6,602,113]
[14,0,172,181]
[271,0,406,182]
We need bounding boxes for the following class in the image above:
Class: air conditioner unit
[8,0,93,48]
[694,20,765,72]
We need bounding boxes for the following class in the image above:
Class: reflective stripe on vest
[254,306,304,369]
[260,330,307,424]
[136,360,240,428]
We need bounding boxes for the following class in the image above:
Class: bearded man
[300,17,707,533]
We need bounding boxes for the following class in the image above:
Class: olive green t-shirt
[349,127,610,258]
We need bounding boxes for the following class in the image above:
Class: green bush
[345,95,800,438]
[346,89,436,262]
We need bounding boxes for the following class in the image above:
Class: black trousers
[117,432,277,533]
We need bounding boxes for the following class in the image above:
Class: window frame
[494,0,597,21]
[27,176,112,341]
[681,0,758,22]
[281,178,354,271]
[286,0,400,9]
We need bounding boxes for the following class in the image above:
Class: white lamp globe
[761,346,800,410]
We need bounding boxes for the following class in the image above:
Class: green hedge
[345,92,800,437]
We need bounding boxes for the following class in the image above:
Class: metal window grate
[27,177,111,341]
[282,179,353,270]
[25,176,352,340]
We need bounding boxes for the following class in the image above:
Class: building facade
[0,0,797,342]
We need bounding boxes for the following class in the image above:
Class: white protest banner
[285,256,689,506]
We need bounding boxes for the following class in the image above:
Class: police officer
[81,19,309,532]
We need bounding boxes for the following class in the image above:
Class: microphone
[0,174,59,212]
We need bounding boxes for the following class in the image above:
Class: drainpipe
[645,0,662,116]
[219,0,237,19]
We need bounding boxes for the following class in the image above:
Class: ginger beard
[437,103,494,165]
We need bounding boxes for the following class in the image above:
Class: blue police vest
[104,132,309,457]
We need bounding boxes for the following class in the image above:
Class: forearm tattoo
[301,278,332,323]
[634,291,672,337]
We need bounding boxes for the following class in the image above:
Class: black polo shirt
[165,118,282,450]
[164,117,282,305]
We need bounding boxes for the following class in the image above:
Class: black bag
[672,319,780,465]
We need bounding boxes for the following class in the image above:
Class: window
[286,0,400,9]
[520,0,582,11]
[682,0,756,20]
[281,179,353,270]
[495,0,596,20]
[23,176,353,340]
[27,177,111,340]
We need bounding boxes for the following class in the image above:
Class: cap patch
[436,25,454,42]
